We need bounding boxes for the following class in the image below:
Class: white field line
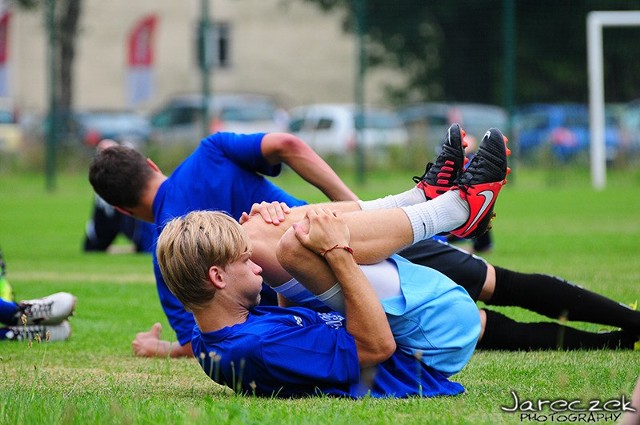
[9,271,155,284]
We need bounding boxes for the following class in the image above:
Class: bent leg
[478,309,638,350]
[247,203,413,286]
[486,266,640,333]
[247,192,468,286]
[278,223,480,375]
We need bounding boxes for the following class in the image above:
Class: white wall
[9,0,404,114]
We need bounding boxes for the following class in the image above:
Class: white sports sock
[316,283,345,313]
[271,278,317,305]
[400,190,469,244]
[358,187,426,211]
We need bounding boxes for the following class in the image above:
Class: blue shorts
[381,255,480,377]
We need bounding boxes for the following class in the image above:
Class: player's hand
[132,323,171,357]
[293,207,350,255]
[240,201,291,225]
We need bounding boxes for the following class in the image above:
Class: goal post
[587,11,640,190]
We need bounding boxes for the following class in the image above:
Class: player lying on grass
[253,124,640,352]
[156,133,509,397]
[89,126,639,357]
[159,209,471,398]
[0,248,76,342]
[0,294,75,342]
[90,130,357,357]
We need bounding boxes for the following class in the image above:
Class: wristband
[319,244,354,257]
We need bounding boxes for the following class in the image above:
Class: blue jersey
[151,132,307,344]
[192,306,465,398]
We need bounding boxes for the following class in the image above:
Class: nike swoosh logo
[463,189,494,233]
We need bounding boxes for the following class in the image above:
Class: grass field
[0,164,639,424]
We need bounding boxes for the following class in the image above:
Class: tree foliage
[301,0,640,105]
[11,0,82,122]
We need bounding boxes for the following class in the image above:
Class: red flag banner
[0,11,11,96]
[128,15,157,67]
[127,14,157,107]
[0,11,11,65]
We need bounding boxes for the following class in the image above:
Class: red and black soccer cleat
[414,123,468,200]
[450,128,511,239]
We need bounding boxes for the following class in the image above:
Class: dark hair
[88,145,153,208]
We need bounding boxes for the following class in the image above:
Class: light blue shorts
[273,254,480,376]
[381,255,480,377]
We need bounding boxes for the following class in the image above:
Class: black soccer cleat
[451,128,510,239]
[414,123,468,200]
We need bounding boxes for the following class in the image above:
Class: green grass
[0,165,639,424]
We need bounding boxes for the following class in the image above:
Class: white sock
[316,283,345,314]
[400,190,469,244]
[358,187,426,211]
[271,278,317,305]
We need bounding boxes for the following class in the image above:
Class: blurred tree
[301,0,640,105]
[12,0,82,133]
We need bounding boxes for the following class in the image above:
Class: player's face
[224,248,264,307]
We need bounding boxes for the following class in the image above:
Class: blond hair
[156,211,249,312]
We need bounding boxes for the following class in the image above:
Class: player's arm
[260,133,359,202]
[289,208,396,367]
[326,246,396,366]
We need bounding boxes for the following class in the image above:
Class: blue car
[514,104,621,162]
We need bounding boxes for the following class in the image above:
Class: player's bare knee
[478,309,487,341]
[479,264,496,302]
[275,228,299,269]
[242,219,262,243]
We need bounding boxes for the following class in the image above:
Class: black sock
[488,266,640,333]
[478,310,637,350]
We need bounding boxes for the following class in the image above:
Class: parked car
[618,98,640,155]
[287,103,408,155]
[397,102,508,154]
[513,103,622,161]
[75,110,151,149]
[149,93,287,146]
[0,98,22,153]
